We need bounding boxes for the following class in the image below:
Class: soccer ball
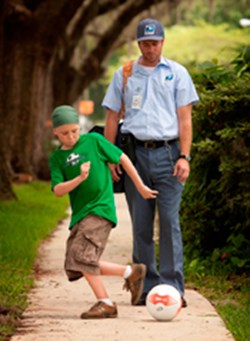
[146,284,182,321]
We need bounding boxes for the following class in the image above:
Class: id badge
[132,94,142,109]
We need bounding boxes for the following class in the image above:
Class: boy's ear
[53,128,58,136]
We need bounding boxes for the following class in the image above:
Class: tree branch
[67,0,169,102]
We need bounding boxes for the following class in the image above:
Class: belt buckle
[144,141,156,149]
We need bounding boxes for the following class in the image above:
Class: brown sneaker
[123,263,146,305]
[80,301,118,319]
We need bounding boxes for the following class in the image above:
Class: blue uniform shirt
[102,56,199,141]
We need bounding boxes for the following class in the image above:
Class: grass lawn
[0,181,68,340]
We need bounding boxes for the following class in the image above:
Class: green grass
[0,181,68,340]
[186,273,250,341]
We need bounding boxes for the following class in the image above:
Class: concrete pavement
[11,194,234,341]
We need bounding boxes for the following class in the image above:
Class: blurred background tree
[0,0,179,199]
[175,0,250,26]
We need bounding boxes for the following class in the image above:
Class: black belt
[135,138,178,149]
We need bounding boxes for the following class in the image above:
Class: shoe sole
[81,313,117,319]
[132,264,146,306]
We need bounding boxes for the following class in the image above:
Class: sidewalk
[11,195,234,341]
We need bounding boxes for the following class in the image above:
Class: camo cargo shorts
[64,214,112,281]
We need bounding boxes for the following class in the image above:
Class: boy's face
[53,123,80,150]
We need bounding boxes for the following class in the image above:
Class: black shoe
[135,292,147,306]
[181,297,188,308]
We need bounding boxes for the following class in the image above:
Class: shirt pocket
[124,76,146,110]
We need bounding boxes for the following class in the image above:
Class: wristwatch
[178,154,191,162]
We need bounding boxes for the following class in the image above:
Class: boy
[49,105,158,319]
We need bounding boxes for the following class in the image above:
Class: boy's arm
[119,153,158,199]
[53,162,91,197]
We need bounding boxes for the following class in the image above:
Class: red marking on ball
[148,293,178,306]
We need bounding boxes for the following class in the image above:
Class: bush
[181,46,250,274]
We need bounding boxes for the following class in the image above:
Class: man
[102,18,199,306]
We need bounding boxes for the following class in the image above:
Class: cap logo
[144,24,156,36]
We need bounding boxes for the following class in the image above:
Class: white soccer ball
[146,284,182,321]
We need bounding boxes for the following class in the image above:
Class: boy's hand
[80,161,91,181]
[139,185,158,199]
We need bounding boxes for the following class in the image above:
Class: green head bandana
[52,105,79,128]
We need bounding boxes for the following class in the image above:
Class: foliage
[163,22,250,67]
[0,182,68,340]
[177,0,250,27]
[181,45,250,274]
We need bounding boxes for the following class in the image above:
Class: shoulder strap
[122,60,134,89]
[120,60,134,119]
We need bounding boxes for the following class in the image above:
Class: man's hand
[173,158,190,183]
[80,161,91,181]
[108,163,123,182]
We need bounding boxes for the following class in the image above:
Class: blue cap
[137,18,164,42]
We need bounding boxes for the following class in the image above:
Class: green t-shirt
[49,133,123,229]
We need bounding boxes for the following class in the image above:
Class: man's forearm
[179,124,192,155]
[104,110,119,143]
[177,104,193,155]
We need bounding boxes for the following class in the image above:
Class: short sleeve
[49,154,65,191]
[175,66,199,108]
[102,67,124,113]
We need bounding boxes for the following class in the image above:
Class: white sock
[123,265,132,279]
[99,298,114,307]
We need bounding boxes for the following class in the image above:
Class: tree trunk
[0,0,16,200]
[4,40,50,176]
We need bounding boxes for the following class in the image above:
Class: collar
[134,56,170,74]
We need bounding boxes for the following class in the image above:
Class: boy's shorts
[64,214,112,281]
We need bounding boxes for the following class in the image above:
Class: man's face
[138,39,164,66]
[53,123,80,149]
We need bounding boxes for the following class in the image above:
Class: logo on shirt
[144,24,156,36]
[165,74,174,81]
[65,153,81,166]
